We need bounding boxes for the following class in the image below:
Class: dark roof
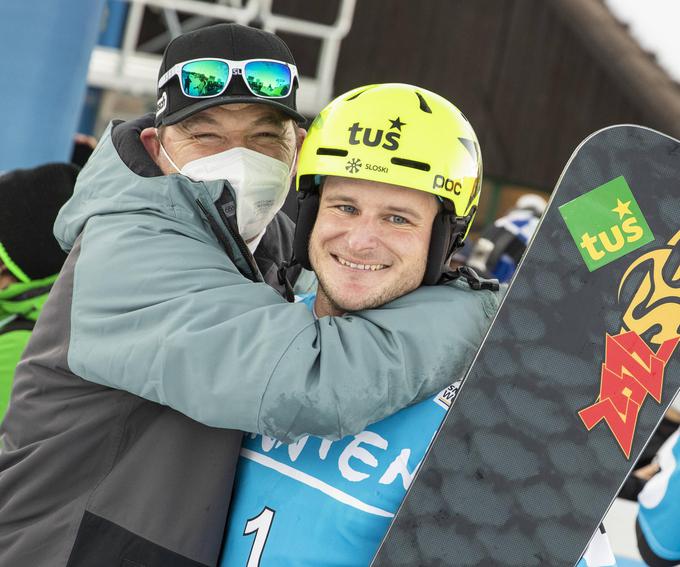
[282,0,680,190]
[550,0,680,136]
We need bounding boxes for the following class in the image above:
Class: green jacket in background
[0,276,55,419]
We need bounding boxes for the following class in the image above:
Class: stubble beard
[313,259,426,315]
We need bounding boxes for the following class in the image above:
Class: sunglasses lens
[181,60,229,97]
[244,61,292,97]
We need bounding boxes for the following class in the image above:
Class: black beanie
[0,163,79,282]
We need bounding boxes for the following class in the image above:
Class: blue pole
[0,0,107,170]
[99,0,130,48]
[78,0,130,135]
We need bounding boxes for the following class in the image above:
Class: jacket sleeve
[69,211,499,442]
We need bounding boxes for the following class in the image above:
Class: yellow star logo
[612,198,632,219]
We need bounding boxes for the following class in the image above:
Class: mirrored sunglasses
[157,58,298,99]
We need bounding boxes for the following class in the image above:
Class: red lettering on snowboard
[578,331,678,458]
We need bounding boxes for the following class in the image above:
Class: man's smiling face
[308,176,439,316]
[141,102,302,175]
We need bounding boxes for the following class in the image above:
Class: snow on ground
[604,0,680,83]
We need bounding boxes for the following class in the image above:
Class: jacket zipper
[195,200,261,283]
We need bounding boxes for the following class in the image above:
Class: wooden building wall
[277,0,672,192]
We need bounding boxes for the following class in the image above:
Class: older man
[1,25,493,567]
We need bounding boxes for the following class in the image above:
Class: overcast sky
[605,0,680,82]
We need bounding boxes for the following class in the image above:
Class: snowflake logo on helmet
[346,158,362,174]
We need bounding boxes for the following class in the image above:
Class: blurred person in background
[466,193,547,282]
[0,24,496,567]
[0,162,78,420]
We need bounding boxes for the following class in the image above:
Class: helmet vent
[346,88,370,101]
[316,147,349,157]
[415,91,432,114]
[458,137,478,162]
[391,157,431,172]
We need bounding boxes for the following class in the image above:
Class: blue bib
[221,386,454,566]
[220,294,615,566]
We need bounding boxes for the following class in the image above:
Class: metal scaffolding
[87,0,357,116]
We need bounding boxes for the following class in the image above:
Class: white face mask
[160,143,293,245]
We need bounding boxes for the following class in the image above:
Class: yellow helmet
[293,83,483,285]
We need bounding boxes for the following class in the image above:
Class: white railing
[87,0,357,116]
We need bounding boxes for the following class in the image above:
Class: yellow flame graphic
[618,231,680,345]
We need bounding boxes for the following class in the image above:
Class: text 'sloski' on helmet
[293,83,483,285]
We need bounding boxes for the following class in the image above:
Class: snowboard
[371,125,680,567]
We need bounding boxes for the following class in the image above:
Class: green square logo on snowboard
[559,176,654,271]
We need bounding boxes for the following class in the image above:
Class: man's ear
[140,127,162,166]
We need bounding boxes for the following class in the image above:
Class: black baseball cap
[155,23,305,126]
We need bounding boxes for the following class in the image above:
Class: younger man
[221,84,617,567]
[221,83,499,565]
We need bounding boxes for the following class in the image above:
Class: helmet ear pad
[423,210,454,285]
[293,189,320,270]
[423,210,473,285]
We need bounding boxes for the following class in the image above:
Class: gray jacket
[0,115,500,566]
